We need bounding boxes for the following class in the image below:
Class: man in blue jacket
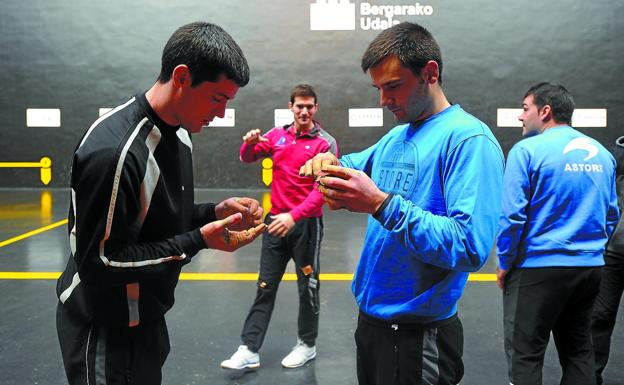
[496,83,619,385]
[300,22,504,385]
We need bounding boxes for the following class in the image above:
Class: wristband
[373,194,394,219]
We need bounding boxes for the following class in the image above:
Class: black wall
[1,0,622,188]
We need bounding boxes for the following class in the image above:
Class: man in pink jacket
[221,84,338,370]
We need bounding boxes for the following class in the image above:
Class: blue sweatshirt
[341,105,504,323]
[497,126,619,270]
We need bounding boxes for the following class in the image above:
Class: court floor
[0,188,622,385]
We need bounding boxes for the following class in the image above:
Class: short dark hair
[361,22,443,82]
[524,82,575,125]
[157,22,249,87]
[290,84,317,104]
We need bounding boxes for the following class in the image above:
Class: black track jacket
[56,93,214,327]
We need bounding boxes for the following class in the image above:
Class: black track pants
[57,302,170,385]
[355,311,464,385]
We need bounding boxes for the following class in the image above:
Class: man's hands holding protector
[216,197,263,229]
[201,197,267,251]
[299,153,388,214]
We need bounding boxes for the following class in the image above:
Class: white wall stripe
[98,107,113,117]
[26,108,61,127]
[496,109,522,128]
[349,108,383,127]
[207,109,235,127]
[274,109,294,127]
[497,108,608,128]
[572,109,607,127]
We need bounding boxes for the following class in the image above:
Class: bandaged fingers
[299,152,338,177]
[201,213,267,251]
[224,222,267,247]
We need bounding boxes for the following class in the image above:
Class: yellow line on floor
[179,273,356,281]
[0,272,497,281]
[0,219,68,248]
[0,272,62,279]
[468,273,497,281]
[0,219,498,283]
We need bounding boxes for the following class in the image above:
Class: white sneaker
[220,345,260,370]
[281,339,316,368]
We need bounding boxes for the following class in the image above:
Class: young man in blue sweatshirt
[496,83,619,385]
[300,22,504,385]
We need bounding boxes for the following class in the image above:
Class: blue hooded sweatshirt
[341,104,504,323]
[497,126,619,270]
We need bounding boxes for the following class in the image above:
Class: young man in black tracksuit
[55,22,266,385]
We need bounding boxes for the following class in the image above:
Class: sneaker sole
[281,352,316,369]
[220,362,260,370]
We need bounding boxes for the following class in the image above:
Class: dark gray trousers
[504,266,602,385]
[241,215,323,352]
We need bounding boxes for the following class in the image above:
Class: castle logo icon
[310,0,356,31]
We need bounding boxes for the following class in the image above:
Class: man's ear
[172,64,192,88]
[539,105,553,122]
[422,60,440,84]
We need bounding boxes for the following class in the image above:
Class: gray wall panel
[1,0,622,187]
